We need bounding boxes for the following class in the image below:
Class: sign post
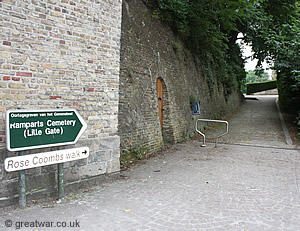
[5,109,87,207]
[18,151,26,208]
[56,107,64,200]
[57,146,64,200]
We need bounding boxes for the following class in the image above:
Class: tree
[146,0,299,114]
[243,0,299,112]
[151,0,251,97]
[246,70,269,83]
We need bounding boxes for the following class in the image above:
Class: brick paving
[0,95,299,231]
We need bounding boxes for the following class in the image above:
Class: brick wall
[0,0,122,206]
[119,0,243,154]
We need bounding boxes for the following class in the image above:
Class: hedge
[246,80,277,95]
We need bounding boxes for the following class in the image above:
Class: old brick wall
[0,0,122,206]
[119,0,243,154]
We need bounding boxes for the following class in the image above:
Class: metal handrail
[195,119,229,147]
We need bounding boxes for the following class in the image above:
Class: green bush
[246,80,277,95]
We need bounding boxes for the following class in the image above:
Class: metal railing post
[195,119,229,147]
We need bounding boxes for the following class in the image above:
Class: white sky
[238,34,273,77]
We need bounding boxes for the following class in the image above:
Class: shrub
[246,80,277,95]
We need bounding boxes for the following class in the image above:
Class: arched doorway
[156,78,174,144]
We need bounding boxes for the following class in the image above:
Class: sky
[242,44,272,72]
[238,34,273,77]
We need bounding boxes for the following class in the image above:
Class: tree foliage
[246,70,269,83]
[243,0,299,113]
[150,0,251,97]
[145,0,299,114]
[240,70,270,93]
[156,0,251,56]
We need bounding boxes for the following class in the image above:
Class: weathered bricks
[49,96,62,99]
[119,0,243,154]
[3,41,11,46]
[16,72,32,77]
[3,76,11,81]
[0,0,122,207]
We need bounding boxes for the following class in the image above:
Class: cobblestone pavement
[0,96,299,231]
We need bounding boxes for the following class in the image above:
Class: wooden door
[156,78,163,129]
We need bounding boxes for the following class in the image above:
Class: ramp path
[202,95,293,148]
[0,96,299,230]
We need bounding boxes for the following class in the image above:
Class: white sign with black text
[4,147,89,172]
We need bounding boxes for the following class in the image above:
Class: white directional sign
[4,147,89,172]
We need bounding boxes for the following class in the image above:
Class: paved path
[0,96,299,231]
[203,95,292,148]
